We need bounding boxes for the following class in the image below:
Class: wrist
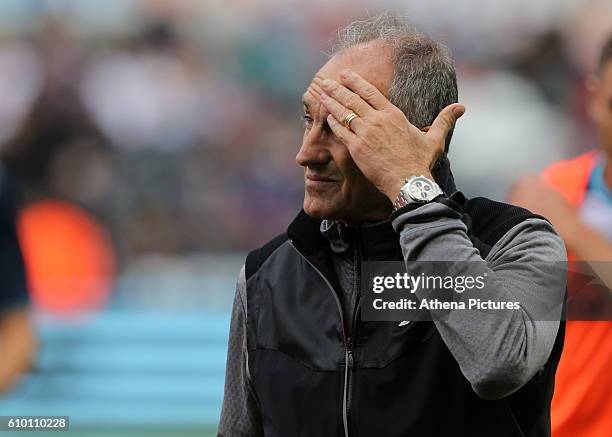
[383,179,406,203]
[382,171,434,203]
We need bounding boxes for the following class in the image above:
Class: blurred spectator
[450,67,572,200]
[0,0,609,265]
[0,163,36,393]
[1,18,109,205]
[509,32,612,437]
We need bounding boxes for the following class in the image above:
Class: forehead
[303,41,394,107]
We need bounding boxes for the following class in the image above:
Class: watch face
[407,176,436,201]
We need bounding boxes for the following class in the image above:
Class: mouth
[305,173,341,183]
[305,174,341,191]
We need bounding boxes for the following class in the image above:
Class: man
[510,34,612,437]
[0,163,37,393]
[220,14,567,436]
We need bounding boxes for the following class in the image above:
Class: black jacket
[242,159,565,436]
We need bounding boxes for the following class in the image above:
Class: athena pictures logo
[361,261,571,322]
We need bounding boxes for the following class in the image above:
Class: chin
[303,203,331,219]
[303,196,342,220]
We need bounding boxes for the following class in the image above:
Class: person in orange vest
[509,34,612,437]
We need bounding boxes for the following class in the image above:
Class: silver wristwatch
[393,175,444,210]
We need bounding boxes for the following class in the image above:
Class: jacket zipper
[288,241,351,437]
[345,229,363,436]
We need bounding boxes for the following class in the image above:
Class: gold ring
[343,112,359,129]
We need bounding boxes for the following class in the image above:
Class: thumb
[428,103,465,143]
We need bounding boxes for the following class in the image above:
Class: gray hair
[330,13,458,151]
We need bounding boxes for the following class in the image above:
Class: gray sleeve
[392,202,567,400]
[218,266,264,437]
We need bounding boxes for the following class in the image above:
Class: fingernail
[321,79,333,88]
[453,106,466,117]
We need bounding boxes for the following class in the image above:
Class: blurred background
[0,0,610,435]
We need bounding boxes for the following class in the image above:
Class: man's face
[296,42,395,222]
[589,61,612,155]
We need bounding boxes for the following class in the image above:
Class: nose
[295,130,331,168]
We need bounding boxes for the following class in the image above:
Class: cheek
[336,159,388,210]
[331,146,358,181]
[307,143,367,206]
[336,154,369,195]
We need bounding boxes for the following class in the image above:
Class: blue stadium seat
[0,311,229,431]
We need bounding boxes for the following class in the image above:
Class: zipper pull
[346,337,354,370]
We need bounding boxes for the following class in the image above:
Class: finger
[427,103,466,144]
[318,78,373,117]
[320,92,364,132]
[339,69,389,110]
[326,114,357,145]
